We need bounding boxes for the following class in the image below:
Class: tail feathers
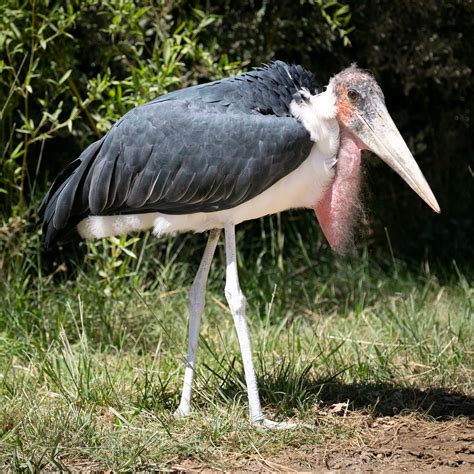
[39,138,104,249]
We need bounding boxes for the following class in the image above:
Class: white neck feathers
[289,84,339,157]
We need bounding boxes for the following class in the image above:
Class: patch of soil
[181,415,473,472]
[321,416,473,471]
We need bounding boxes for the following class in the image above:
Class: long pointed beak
[355,104,440,213]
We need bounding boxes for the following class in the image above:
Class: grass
[0,214,472,470]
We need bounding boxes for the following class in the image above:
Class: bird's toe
[253,418,315,430]
[173,405,191,420]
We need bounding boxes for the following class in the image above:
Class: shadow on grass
[310,382,474,419]
[215,374,474,420]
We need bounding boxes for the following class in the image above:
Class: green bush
[0,0,240,215]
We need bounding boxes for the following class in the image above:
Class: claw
[173,406,190,420]
[253,418,315,430]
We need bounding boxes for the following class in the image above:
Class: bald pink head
[313,66,439,253]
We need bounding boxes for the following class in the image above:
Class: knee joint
[225,286,246,313]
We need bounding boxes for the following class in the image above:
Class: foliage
[0,0,239,214]
[1,0,471,265]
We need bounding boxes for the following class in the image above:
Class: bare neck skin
[314,128,364,254]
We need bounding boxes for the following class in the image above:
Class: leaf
[121,247,137,259]
[58,70,72,85]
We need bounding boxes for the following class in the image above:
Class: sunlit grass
[0,216,472,470]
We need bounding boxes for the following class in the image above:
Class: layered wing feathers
[89,101,314,214]
[40,61,319,247]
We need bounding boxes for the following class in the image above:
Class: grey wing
[40,100,313,247]
[86,100,313,214]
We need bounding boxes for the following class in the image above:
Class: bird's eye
[347,89,359,102]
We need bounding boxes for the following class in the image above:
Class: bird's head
[312,66,440,253]
[330,67,440,214]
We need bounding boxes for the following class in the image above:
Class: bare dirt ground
[173,388,474,472]
[177,415,473,472]
[258,417,473,472]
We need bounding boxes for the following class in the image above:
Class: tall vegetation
[0,1,238,213]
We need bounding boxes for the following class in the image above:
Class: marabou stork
[40,61,440,429]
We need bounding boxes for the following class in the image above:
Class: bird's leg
[223,222,264,424]
[224,223,303,430]
[174,228,221,419]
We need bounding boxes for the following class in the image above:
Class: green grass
[0,216,472,470]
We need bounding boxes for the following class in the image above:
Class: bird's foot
[252,418,315,430]
[173,405,190,420]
